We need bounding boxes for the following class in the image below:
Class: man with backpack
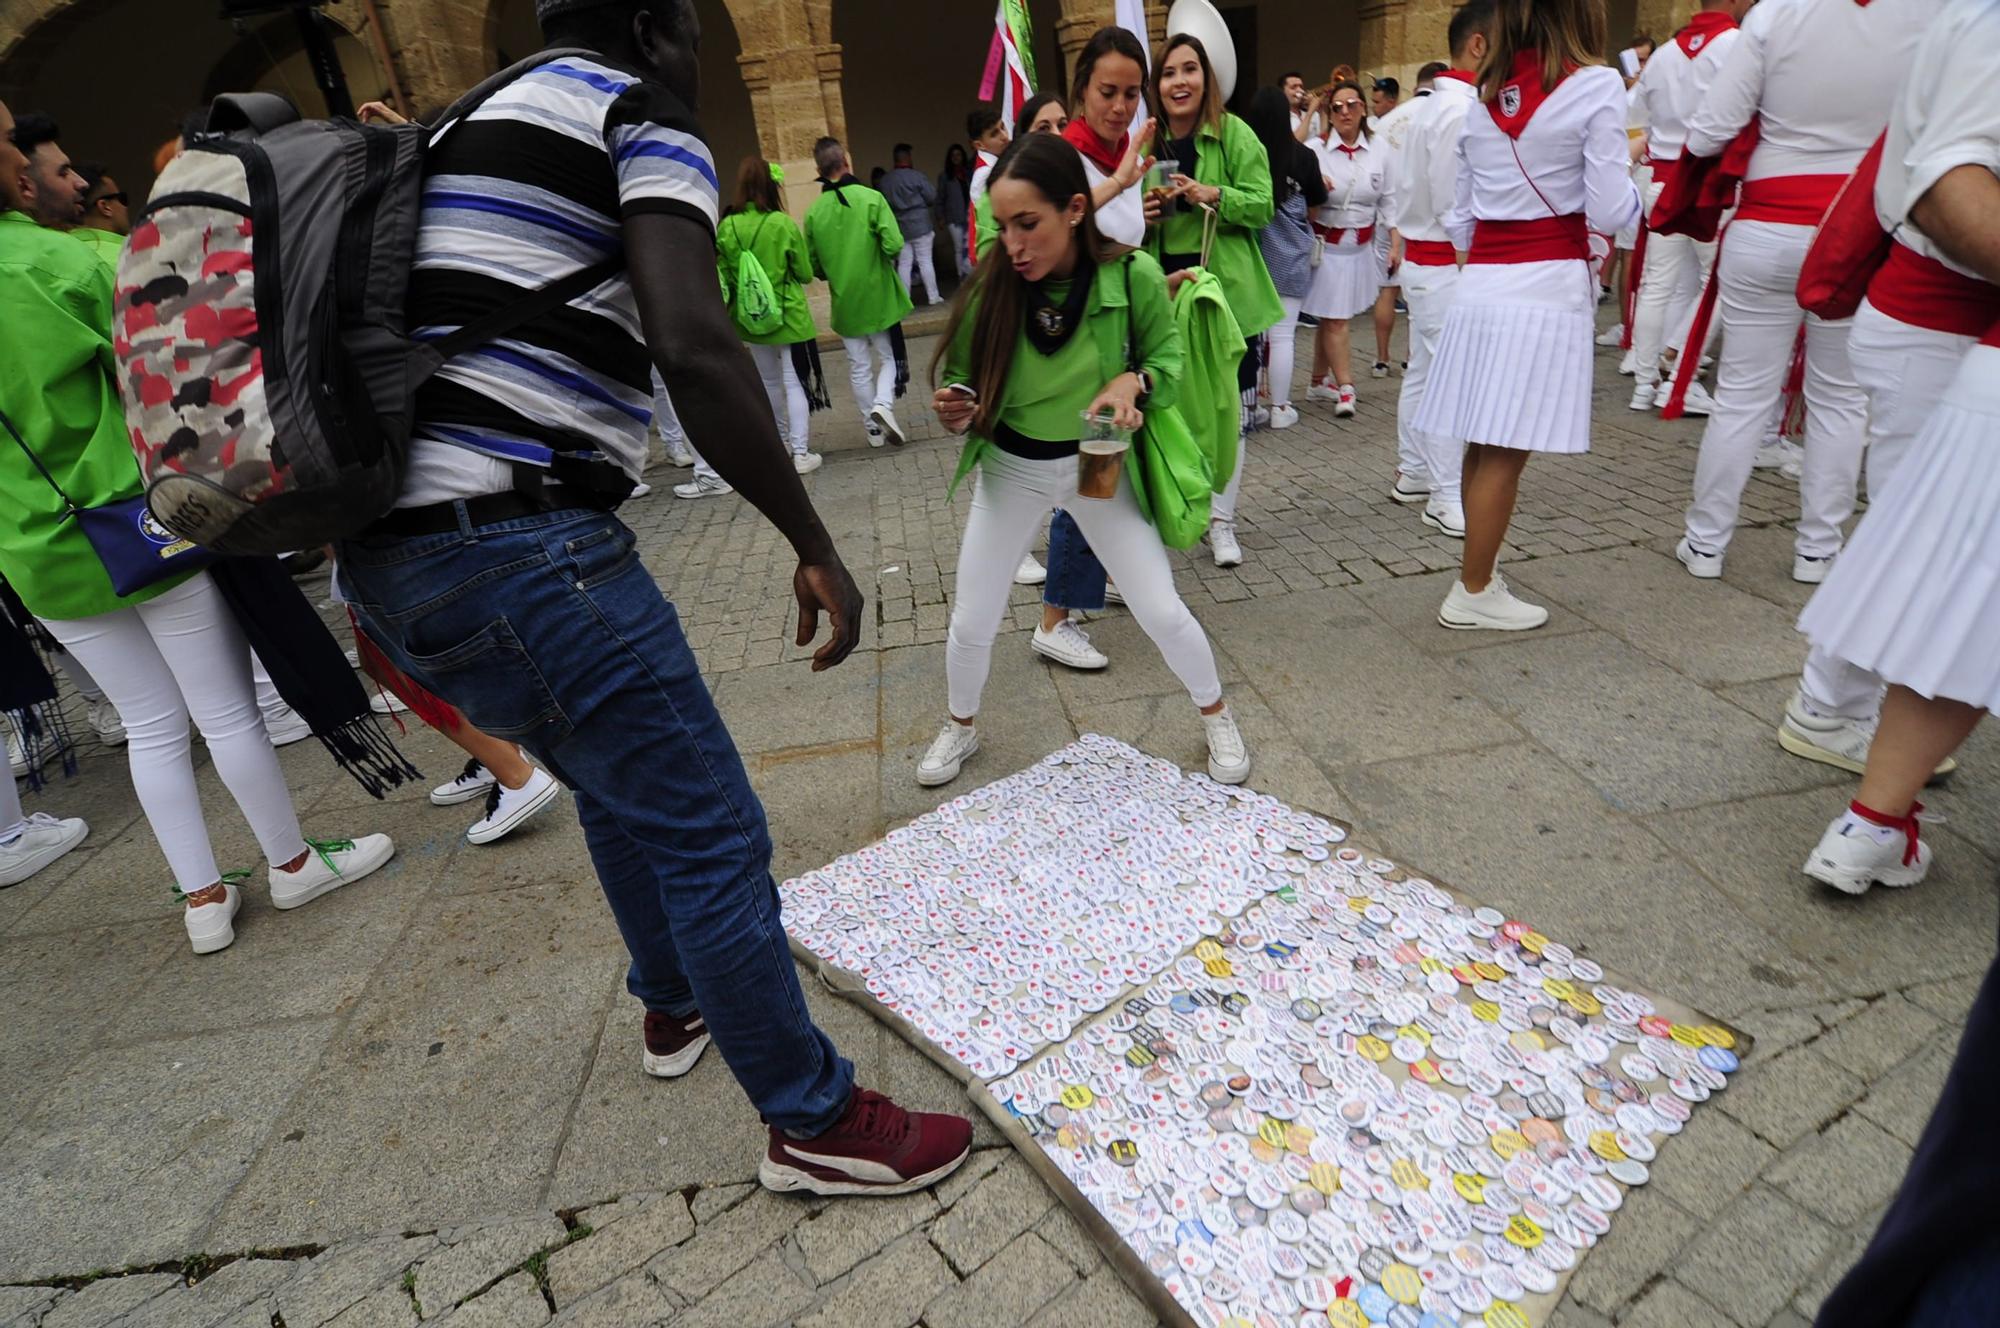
[804,137,911,447]
[333,0,973,1196]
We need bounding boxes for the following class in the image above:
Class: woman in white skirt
[1301,81,1388,419]
[1416,0,1640,631]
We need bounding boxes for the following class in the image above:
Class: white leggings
[39,573,307,890]
[896,232,941,305]
[946,447,1223,718]
[1265,295,1303,408]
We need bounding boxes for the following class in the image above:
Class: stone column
[1055,0,1167,90]
[1635,0,1698,41]
[363,0,492,116]
[1359,0,1457,89]
[727,0,846,224]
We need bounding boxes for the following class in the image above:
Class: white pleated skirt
[1797,344,2000,711]
[1414,258,1597,454]
[1302,238,1383,321]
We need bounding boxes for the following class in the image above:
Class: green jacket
[1150,113,1284,338]
[943,251,1183,506]
[803,179,912,339]
[1172,268,1247,493]
[69,226,125,271]
[0,211,190,620]
[717,205,817,345]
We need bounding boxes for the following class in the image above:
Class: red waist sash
[1735,174,1845,227]
[1403,238,1459,266]
[1867,242,2000,338]
[1469,215,1589,264]
[1313,221,1377,246]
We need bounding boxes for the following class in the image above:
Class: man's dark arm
[624,209,863,670]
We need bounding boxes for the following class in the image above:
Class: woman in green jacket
[922,134,1251,791]
[715,157,823,476]
[1150,32,1283,570]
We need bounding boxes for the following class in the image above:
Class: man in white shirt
[1625,0,1751,415]
[1367,77,1424,379]
[1283,72,1308,133]
[1385,0,1492,539]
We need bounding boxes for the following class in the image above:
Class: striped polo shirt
[399,54,720,506]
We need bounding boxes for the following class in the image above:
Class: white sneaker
[1013,555,1047,586]
[268,833,395,910]
[1627,382,1658,412]
[1202,706,1252,785]
[1780,456,1804,481]
[184,878,243,955]
[1102,584,1125,607]
[1307,378,1340,402]
[916,723,979,788]
[369,688,409,716]
[1596,324,1626,347]
[1334,385,1358,418]
[1269,404,1299,430]
[1390,471,1431,505]
[1422,500,1466,539]
[0,813,89,888]
[467,768,562,845]
[1617,350,1637,376]
[1032,619,1109,671]
[869,405,906,447]
[1754,438,1803,470]
[1252,404,1271,429]
[673,476,733,500]
[1676,380,1717,416]
[1210,523,1244,568]
[663,443,696,468]
[1438,576,1548,631]
[431,757,499,807]
[1804,807,1933,895]
[1776,691,1957,778]
[1793,553,1835,585]
[629,481,653,498]
[263,704,313,747]
[1370,361,1391,379]
[794,452,824,475]
[88,699,126,748]
[866,424,885,448]
[1675,537,1724,580]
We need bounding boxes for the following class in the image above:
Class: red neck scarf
[1062,118,1128,177]
[1674,9,1737,58]
[1332,139,1362,157]
[1489,49,1576,139]
[1435,69,1477,86]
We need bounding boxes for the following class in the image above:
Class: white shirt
[1685,0,1943,181]
[1081,153,1146,249]
[1392,75,1478,245]
[969,150,998,205]
[1312,133,1389,237]
[1630,21,1740,162]
[1444,64,1642,250]
[1373,98,1422,159]
[1875,0,2000,279]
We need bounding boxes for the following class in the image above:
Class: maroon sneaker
[642,1009,709,1078]
[759,1088,973,1196]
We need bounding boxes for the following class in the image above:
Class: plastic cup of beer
[1077,409,1132,500]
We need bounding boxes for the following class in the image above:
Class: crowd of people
[3,0,1997,1216]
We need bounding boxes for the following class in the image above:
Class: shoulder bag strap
[0,407,78,513]
[1508,138,1563,218]
[428,256,624,363]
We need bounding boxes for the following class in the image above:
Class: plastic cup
[1077,410,1132,500]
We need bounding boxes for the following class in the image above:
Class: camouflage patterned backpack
[115,52,615,556]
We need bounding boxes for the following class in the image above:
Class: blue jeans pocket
[400,615,570,741]
[561,521,640,591]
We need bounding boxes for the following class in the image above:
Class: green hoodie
[1171,267,1247,491]
[1150,112,1284,339]
[803,179,912,339]
[717,205,817,345]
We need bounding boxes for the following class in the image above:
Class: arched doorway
[486,0,759,194]
[0,0,389,201]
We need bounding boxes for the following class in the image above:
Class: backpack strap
[206,93,302,136]
[427,256,624,363]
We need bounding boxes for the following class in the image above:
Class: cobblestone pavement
[3,315,1994,1328]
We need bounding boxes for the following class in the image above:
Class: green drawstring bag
[734,214,783,337]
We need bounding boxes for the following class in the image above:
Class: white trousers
[651,370,688,450]
[1398,262,1461,502]
[1631,181,1717,388]
[1684,220,1867,559]
[946,223,970,278]
[1211,433,1249,527]
[896,232,941,305]
[842,332,897,418]
[1265,295,1303,408]
[687,343,812,483]
[38,573,308,890]
[946,448,1224,718]
[1801,302,1976,719]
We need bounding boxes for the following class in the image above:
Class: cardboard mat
[782,736,1747,1328]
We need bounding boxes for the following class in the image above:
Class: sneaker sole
[1012,572,1047,586]
[270,843,395,911]
[1031,638,1109,671]
[466,778,563,846]
[642,1034,712,1079]
[1390,486,1430,505]
[1207,757,1252,785]
[188,921,237,955]
[0,827,89,888]
[430,783,497,808]
[1804,853,1927,895]
[1677,553,1723,580]
[1421,512,1465,539]
[916,734,978,788]
[1437,611,1547,632]
[1778,724,1958,779]
[1333,406,1356,418]
[1792,566,1829,585]
[757,1146,970,1197]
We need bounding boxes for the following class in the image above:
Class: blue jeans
[1042,510,1107,611]
[337,505,853,1133]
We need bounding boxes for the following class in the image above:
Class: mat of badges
[780,735,1744,1328]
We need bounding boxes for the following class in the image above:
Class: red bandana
[1489,49,1576,139]
[1334,142,1361,157]
[1674,9,1737,58]
[1062,118,1128,178]
[1435,69,1477,86]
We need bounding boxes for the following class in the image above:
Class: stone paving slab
[3,320,1990,1325]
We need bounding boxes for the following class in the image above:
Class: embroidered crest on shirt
[1499,84,1522,118]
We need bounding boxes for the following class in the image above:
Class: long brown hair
[1071,25,1152,127]
[1153,34,1224,145]
[1478,0,1607,101]
[930,134,1108,437]
[734,155,783,214]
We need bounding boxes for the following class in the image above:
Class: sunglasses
[1331,100,1365,113]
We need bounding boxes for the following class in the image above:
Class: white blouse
[1081,154,1147,250]
[1312,133,1389,236]
[1391,76,1478,245]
